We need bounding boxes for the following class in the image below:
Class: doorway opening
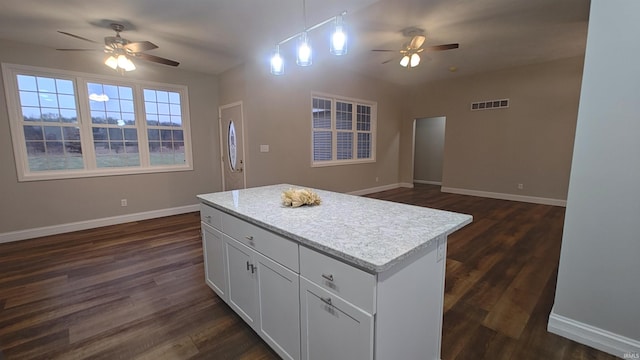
[412,116,446,186]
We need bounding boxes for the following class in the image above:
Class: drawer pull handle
[250,264,256,274]
[245,235,254,241]
[246,261,251,271]
[205,215,212,222]
[320,297,332,306]
[321,273,334,282]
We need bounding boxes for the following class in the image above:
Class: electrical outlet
[517,183,524,190]
[121,199,128,207]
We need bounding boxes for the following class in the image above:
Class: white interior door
[219,102,246,190]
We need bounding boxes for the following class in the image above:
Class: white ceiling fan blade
[409,35,426,49]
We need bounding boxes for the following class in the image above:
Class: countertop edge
[197,196,473,274]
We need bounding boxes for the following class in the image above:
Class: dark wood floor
[0,184,617,360]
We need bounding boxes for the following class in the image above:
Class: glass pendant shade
[105,56,118,70]
[400,55,410,67]
[270,46,284,75]
[296,32,312,66]
[330,16,347,55]
[410,53,421,67]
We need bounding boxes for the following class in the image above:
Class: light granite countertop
[197,184,472,273]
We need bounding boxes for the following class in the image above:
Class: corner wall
[400,56,584,203]
[0,39,221,236]
[219,59,406,193]
[549,0,640,356]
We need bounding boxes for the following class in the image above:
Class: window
[311,93,376,166]
[2,63,192,181]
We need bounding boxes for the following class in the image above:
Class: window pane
[119,86,133,100]
[41,108,60,122]
[143,89,156,102]
[58,94,76,109]
[357,105,371,131]
[103,85,119,99]
[313,131,332,161]
[17,75,37,91]
[156,91,169,103]
[44,126,63,140]
[19,91,40,107]
[336,101,352,130]
[22,107,41,121]
[23,126,43,140]
[63,127,81,141]
[170,104,181,116]
[337,132,353,160]
[36,77,56,93]
[312,97,331,129]
[39,93,58,108]
[56,79,74,95]
[60,109,77,123]
[358,132,371,159]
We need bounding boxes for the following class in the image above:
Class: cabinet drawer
[300,246,376,314]
[222,213,299,272]
[200,204,222,230]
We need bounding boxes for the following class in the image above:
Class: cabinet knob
[205,215,212,221]
[321,273,334,282]
[320,297,332,306]
[245,235,254,241]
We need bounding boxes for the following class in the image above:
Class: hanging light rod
[270,10,348,75]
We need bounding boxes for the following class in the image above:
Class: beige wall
[220,59,405,193]
[401,56,584,200]
[0,39,221,233]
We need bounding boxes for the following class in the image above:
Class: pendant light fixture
[330,15,347,56]
[269,0,347,75]
[297,31,313,66]
[270,45,284,75]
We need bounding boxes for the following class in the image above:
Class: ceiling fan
[372,28,459,68]
[57,23,179,71]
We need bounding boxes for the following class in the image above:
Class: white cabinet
[200,204,227,301]
[220,221,301,360]
[224,236,259,327]
[300,277,373,360]
[256,250,300,360]
[200,200,450,360]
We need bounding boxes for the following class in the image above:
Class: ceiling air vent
[471,98,509,111]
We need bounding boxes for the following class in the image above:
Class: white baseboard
[348,182,414,196]
[414,180,442,186]
[441,187,567,207]
[0,204,201,244]
[548,310,640,358]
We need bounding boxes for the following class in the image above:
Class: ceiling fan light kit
[57,22,179,73]
[269,0,347,75]
[372,28,458,69]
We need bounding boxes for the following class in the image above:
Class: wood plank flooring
[0,184,618,359]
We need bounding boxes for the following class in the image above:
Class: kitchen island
[197,184,472,360]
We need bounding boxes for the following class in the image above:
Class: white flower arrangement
[281,188,322,207]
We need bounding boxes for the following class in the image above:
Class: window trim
[2,63,193,182]
[310,92,377,167]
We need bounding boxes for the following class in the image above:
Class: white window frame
[2,63,193,181]
[311,92,377,167]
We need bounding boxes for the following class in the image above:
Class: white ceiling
[0,0,590,86]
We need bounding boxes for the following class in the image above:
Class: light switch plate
[260,144,269,152]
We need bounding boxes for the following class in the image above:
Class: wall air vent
[471,98,510,111]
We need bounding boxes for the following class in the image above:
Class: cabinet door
[300,277,373,360]
[256,252,301,360]
[202,223,227,301]
[225,236,258,328]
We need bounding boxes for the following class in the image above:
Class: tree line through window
[3,64,192,181]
